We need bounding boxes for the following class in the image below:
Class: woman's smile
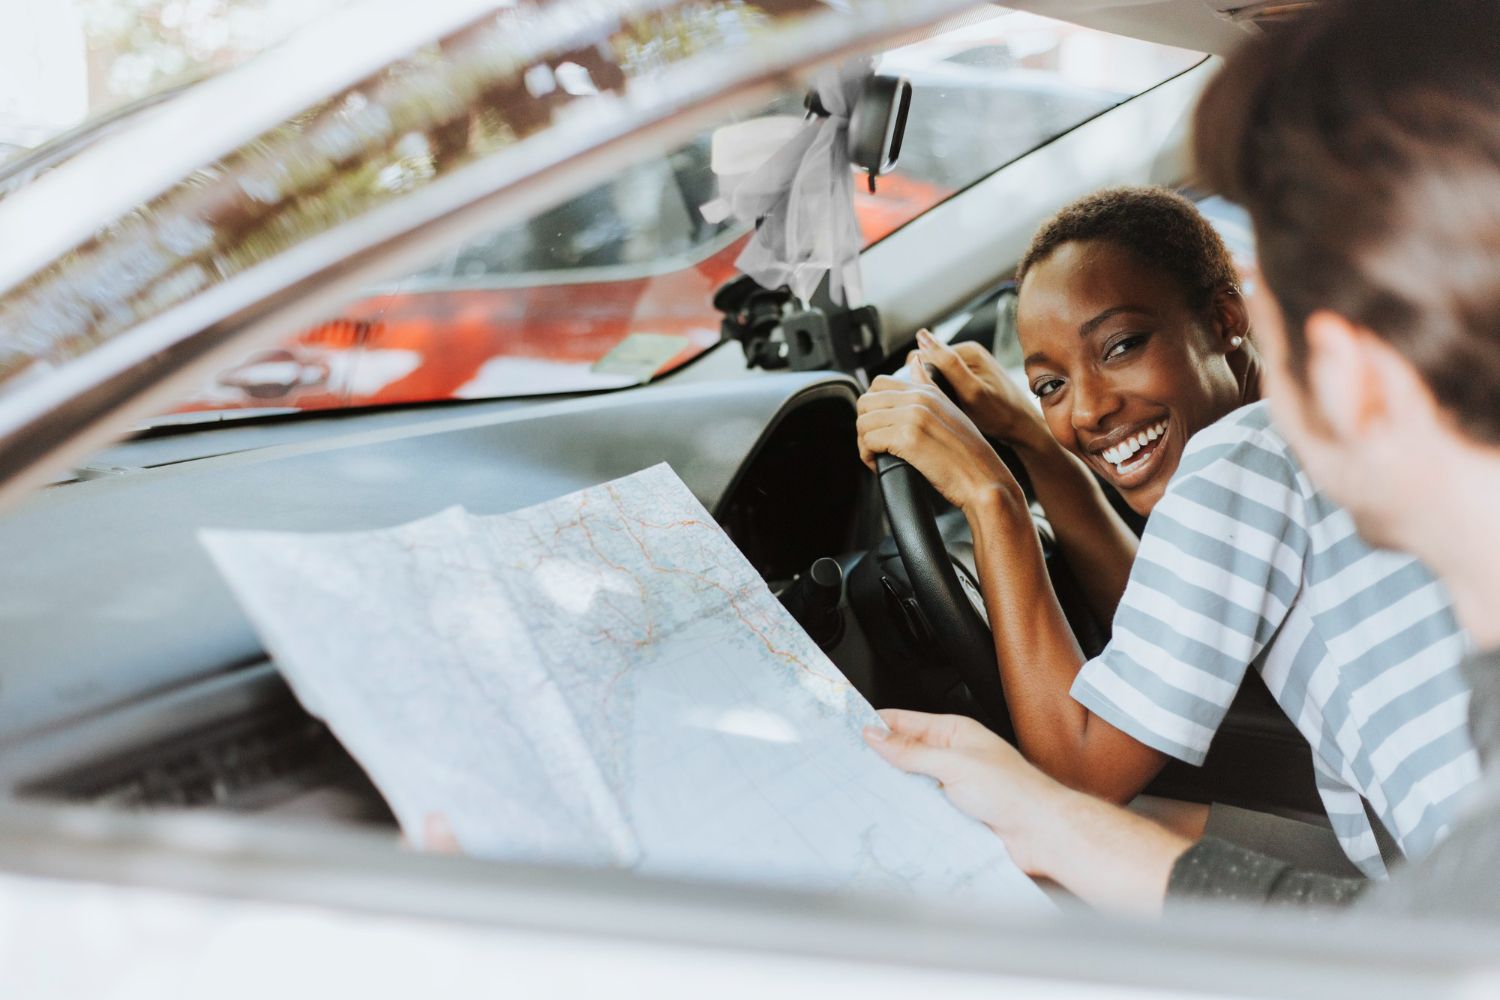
[1017,236,1252,515]
[1088,417,1171,488]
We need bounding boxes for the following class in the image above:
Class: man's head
[1195,0,1500,547]
[1015,186,1252,514]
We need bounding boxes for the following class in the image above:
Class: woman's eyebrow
[1079,305,1153,338]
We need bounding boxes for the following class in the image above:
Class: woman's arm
[1006,433,1138,623]
[855,379,1166,801]
[913,331,1138,623]
[965,484,1167,799]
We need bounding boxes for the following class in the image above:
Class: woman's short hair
[1016,186,1239,314]
[1195,0,1500,442]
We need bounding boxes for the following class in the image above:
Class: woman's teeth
[1101,420,1168,473]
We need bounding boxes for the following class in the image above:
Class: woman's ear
[1210,286,1252,353]
[1214,286,1261,401]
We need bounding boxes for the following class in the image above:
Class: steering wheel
[875,453,1014,741]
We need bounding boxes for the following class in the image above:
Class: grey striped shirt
[1072,403,1480,876]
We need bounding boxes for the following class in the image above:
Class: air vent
[23,711,348,811]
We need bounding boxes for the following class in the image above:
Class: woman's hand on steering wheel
[907,329,1051,454]
[856,364,1025,516]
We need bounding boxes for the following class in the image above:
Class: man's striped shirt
[1071,402,1480,876]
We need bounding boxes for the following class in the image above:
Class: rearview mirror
[846,74,911,188]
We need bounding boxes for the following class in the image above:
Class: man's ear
[1304,310,1437,442]
[1303,310,1382,441]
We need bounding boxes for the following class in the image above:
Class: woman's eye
[1104,334,1148,361]
[1032,378,1064,399]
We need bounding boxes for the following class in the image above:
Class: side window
[922,282,1022,372]
[856,10,1204,244]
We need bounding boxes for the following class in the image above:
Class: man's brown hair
[1194,0,1500,441]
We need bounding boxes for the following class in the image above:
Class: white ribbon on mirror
[701,57,871,307]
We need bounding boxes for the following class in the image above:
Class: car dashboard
[0,365,871,826]
[0,353,1325,829]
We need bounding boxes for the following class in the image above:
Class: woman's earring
[1229,335,1244,350]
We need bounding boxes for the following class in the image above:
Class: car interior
[0,4,1328,879]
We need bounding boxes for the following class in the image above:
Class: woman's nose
[1070,370,1123,432]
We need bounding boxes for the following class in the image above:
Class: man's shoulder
[1171,401,1306,494]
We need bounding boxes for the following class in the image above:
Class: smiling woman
[1015,186,1256,514]
[854,186,1259,795]
[855,184,1479,882]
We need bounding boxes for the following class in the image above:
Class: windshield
[157,9,1199,420]
[6,6,1201,425]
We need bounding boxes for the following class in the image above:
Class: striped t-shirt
[1071,402,1480,877]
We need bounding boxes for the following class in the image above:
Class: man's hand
[855,370,1025,516]
[863,708,1071,875]
[908,329,1051,453]
[864,708,1193,916]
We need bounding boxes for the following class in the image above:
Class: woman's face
[1017,239,1246,515]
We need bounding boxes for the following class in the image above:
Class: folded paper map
[203,464,1047,908]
